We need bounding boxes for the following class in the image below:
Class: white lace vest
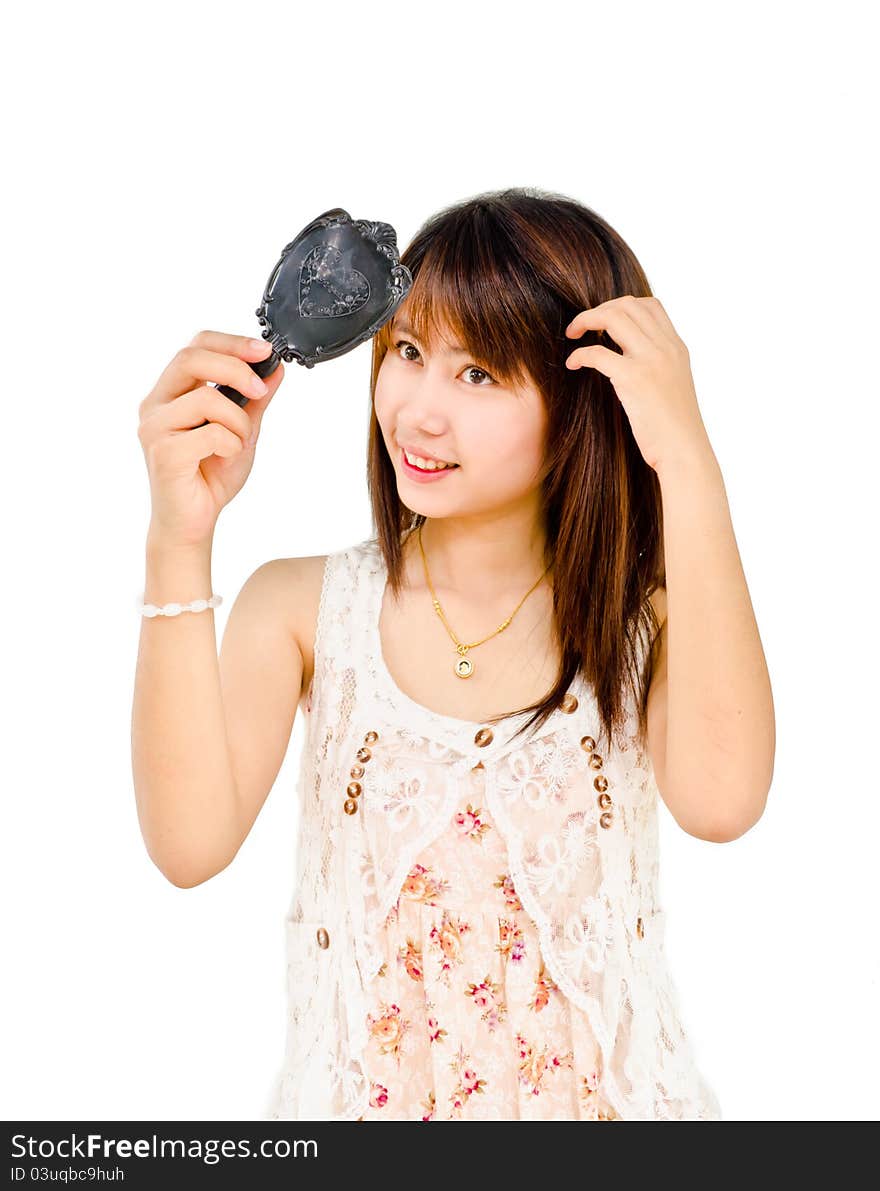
[263,536,722,1121]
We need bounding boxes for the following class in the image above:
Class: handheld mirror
[213,207,413,408]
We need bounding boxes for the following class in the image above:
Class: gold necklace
[417,522,552,679]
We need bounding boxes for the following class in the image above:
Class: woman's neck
[407,513,550,604]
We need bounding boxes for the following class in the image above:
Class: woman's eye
[391,339,496,386]
[393,339,420,363]
[462,364,495,386]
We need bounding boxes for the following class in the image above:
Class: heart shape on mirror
[299,244,371,318]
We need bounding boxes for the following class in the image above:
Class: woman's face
[374,315,548,518]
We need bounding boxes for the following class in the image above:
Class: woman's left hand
[564,295,713,475]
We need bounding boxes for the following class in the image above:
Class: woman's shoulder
[262,537,378,693]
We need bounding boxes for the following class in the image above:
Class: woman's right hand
[138,330,286,548]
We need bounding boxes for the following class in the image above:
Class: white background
[2,0,877,1122]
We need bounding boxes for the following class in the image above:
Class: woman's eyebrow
[391,321,468,356]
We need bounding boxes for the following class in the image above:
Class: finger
[565,297,662,354]
[564,343,625,380]
[242,361,285,448]
[223,355,286,396]
[163,420,247,467]
[143,345,273,411]
[189,329,274,360]
[141,384,255,448]
[243,357,285,406]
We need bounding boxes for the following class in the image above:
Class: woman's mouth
[400,447,460,482]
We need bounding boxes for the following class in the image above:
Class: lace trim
[307,550,334,710]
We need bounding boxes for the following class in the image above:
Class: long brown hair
[366,187,665,756]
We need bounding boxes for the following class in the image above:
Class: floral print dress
[359,784,621,1122]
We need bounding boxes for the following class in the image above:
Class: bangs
[375,211,542,392]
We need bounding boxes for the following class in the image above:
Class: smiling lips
[400,445,459,471]
[400,446,460,481]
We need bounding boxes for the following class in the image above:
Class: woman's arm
[131,536,304,887]
[651,444,775,842]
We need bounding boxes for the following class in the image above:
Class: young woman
[132,187,774,1121]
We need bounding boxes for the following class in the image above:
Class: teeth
[404,449,456,471]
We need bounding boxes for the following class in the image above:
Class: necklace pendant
[455,656,474,678]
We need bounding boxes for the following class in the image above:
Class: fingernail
[251,376,269,395]
[249,338,270,353]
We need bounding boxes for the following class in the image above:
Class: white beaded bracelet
[137,592,223,618]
